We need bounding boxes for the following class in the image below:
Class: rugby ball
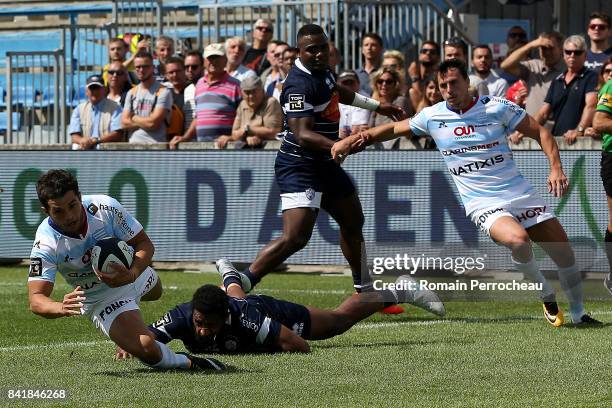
[91,237,134,274]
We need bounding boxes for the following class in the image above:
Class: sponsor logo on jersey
[288,94,305,111]
[29,257,42,277]
[515,206,547,223]
[153,312,172,328]
[99,203,120,215]
[441,141,500,156]
[87,203,99,215]
[241,318,259,332]
[453,125,476,138]
[98,298,134,321]
[477,207,504,226]
[67,270,95,278]
[449,154,504,176]
[81,248,93,265]
[320,91,340,122]
[33,240,41,249]
[481,97,491,104]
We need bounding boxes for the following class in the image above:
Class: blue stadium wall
[0,150,606,269]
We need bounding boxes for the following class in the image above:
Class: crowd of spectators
[68,12,612,150]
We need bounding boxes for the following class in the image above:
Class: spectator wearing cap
[122,50,174,144]
[586,11,612,71]
[168,43,241,147]
[337,70,370,139]
[216,76,282,149]
[356,33,384,96]
[501,31,565,117]
[268,46,298,101]
[69,75,123,150]
[534,35,598,143]
[243,19,274,76]
[225,36,258,82]
[469,45,509,97]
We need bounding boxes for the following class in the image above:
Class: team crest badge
[305,188,315,201]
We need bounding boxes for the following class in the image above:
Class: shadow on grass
[96,364,260,377]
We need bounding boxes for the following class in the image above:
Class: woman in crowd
[368,67,414,149]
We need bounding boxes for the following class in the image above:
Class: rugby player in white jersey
[331,59,601,326]
[27,169,224,370]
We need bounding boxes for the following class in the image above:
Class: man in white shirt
[469,45,509,97]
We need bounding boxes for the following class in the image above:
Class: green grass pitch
[0,266,610,407]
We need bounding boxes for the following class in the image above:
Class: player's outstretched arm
[337,84,406,121]
[516,114,569,197]
[28,281,84,319]
[331,119,413,163]
[277,324,310,353]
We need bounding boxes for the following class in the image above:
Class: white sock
[149,341,190,370]
[557,264,585,322]
[512,255,556,301]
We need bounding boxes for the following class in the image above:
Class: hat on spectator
[86,75,104,89]
[240,75,263,91]
[204,43,226,59]
[338,70,359,83]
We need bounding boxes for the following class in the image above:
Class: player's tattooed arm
[277,325,310,353]
[516,114,568,197]
[28,281,84,319]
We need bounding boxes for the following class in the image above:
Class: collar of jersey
[48,206,88,239]
[295,58,312,75]
[445,96,477,114]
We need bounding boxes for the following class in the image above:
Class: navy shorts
[275,151,355,210]
[251,295,312,339]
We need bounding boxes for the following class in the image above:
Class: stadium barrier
[0,150,608,274]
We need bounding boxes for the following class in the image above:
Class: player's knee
[282,233,311,252]
[506,231,531,252]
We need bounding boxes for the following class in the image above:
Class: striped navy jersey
[280,58,340,161]
[148,296,283,354]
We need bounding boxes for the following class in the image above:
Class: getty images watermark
[371,253,543,293]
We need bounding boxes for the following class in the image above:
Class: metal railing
[2,0,473,144]
[5,51,66,144]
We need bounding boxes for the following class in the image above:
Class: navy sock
[222,274,242,290]
[243,268,261,288]
[381,289,399,308]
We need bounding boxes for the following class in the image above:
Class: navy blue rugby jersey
[148,296,289,354]
[279,58,340,160]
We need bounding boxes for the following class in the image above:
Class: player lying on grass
[331,59,601,327]
[114,259,444,357]
[27,169,224,371]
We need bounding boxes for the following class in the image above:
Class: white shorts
[83,266,159,337]
[281,190,323,211]
[469,195,555,236]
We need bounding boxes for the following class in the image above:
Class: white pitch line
[0,340,112,353]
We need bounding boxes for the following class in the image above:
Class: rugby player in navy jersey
[235,24,408,314]
[114,259,444,357]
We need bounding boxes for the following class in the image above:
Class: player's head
[36,169,84,235]
[296,24,329,72]
[192,285,230,337]
[437,59,470,108]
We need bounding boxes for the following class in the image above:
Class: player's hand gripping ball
[91,237,134,275]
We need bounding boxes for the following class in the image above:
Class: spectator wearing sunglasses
[586,12,612,71]
[106,61,133,107]
[534,35,598,143]
[499,26,528,85]
[408,41,440,85]
[244,19,274,76]
[501,31,565,118]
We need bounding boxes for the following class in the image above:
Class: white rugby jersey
[409,96,536,214]
[28,195,142,304]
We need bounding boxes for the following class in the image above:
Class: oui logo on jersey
[452,125,476,138]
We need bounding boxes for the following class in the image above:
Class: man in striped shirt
[169,43,242,147]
